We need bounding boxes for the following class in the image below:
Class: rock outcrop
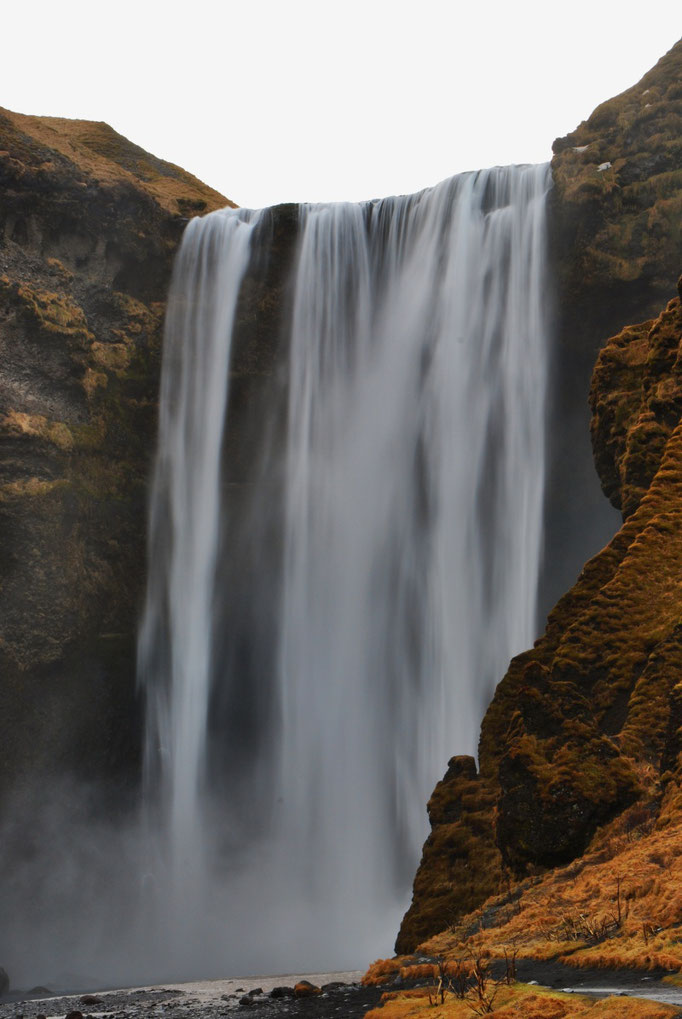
[551,42,682,328]
[0,108,229,802]
[542,38,682,613]
[397,39,682,954]
[398,283,682,952]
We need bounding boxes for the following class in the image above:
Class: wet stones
[238,989,264,1007]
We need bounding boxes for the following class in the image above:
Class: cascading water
[138,207,263,932]
[138,163,551,977]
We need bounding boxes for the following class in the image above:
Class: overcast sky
[2,2,680,208]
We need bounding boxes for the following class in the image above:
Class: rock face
[542,38,682,613]
[590,277,682,517]
[0,108,229,803]
[551,42,682,327]
[397,39,682,954]
[398,282,682,954]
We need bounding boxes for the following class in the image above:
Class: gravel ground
[4,962,682,1019]
[0,973,383,1019]
[512,960,682,1009]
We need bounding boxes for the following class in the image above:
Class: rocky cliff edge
[0,108,229,801]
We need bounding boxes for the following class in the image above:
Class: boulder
[269,986,295,998]
[293,980,321,997]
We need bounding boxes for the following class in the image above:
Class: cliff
[396,39,682,956]
[0,108,230,801]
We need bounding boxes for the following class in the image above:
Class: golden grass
[0,277,94,346]
[90,341,132,374]
[410,805,682,976]
[1,106,233,214]
[366,982,679,1019]
[0,478,68,501]
[0,410,74,450]
[364,959,404,985]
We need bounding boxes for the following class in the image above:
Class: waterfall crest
[139,164,551,976]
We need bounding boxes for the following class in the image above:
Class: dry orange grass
[411,801,682,975]
[365,984,679,1019]
[1,106,232,214]
[364,958,403,985]
[364,810,682,1014]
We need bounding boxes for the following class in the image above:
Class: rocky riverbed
[0,973,383,1019]
[5,964,682,1019]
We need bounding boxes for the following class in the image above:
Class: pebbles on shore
[0,972,383,1019]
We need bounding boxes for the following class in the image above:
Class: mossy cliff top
[0,107,231,218]
[551,37,682,328]
[542,38,682,618]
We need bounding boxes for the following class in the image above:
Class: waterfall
[138,207,263,926]
[138,163,551,977]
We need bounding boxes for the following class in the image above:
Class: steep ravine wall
[397,38,682,953]
[0,109,232,803]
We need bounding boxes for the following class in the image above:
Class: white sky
[2,2,680,209]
